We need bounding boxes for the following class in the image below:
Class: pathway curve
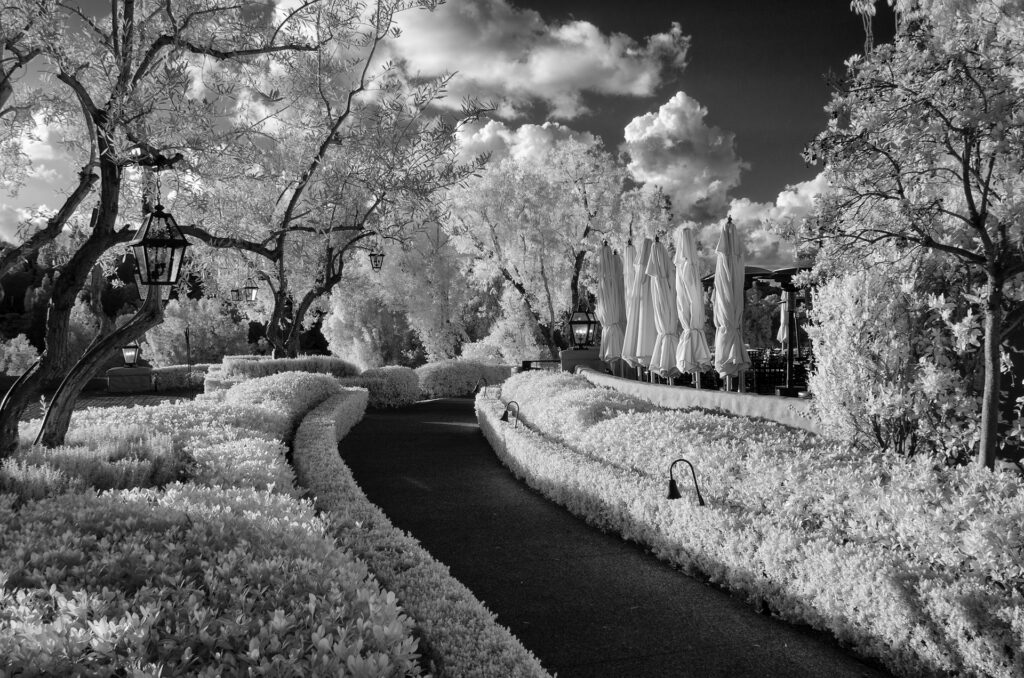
[340,398,890,678]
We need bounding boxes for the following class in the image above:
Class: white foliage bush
[339,366,420,408]
[416,359,511,398]
[0,334,38,376]
[808,266,979,458]
[223,354,359,379]
[480,372,1024,678]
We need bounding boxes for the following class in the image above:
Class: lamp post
[567,309,599,348]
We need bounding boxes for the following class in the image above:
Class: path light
[568,309,598,348]
[129,204,190,286]
[121,341,141,367]
[499,400,520,427]
[667,458,705,506]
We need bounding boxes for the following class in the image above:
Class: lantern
[567,310,598,348]
[230,289,242,302]
[128,204,190,285]
[121,341,141,367]
[369,249,385,272]
[242,277,258,303]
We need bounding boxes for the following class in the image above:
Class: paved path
[340,398,890,678]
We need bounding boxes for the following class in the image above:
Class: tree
[447,137,625,356]
[178,1,486,357]
[0,0,340,454]
[803,1,1024,467]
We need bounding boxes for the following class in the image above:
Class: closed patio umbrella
[713,217,750,379]
[777,296,789,346]
[646,238,681,378]
[621,238,656,369]
[674,227,713,379]
[596,242,627,363]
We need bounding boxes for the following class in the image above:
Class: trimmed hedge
[416,360,511,398]
[339,366,421,409]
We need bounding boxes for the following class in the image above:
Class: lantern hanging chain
[154,171,162,208]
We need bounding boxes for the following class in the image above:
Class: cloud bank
[455,119,598,165]
[388,0,689,119]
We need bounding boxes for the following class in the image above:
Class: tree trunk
[978,277,1003,469]
[35,286,163,448]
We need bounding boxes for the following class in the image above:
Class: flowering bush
[480,372,1024,678]
[0,334,38,376]
[1,372,427,675]
[339,366,420,408]
[808,262,979,459]
[417,359,511,398]
[292,391,550,677]
[223,354,359,379]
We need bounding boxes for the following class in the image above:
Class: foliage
[142,298,249,367]
[322,281,423,370]
[151,364,213,392]
[416,360,511,399]
[291,392,551,677]
[0,334,36,376]
[480,372,1024,678]
[461,288,553,364]
[339,366,421,409]
[222,356,359,380]
[801,1,1024,465]
[807,260,980,459]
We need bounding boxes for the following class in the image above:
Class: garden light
[499,400,520,427]
[568,309,598,348]
[129,204,190,286]
[667,457,705,506]
[121,341,141,367]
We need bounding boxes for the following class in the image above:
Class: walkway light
[129,204,190,285]
[568,310,598,348]
[121,341,141,367]
[667,457,705,506]
[499,400,520,427]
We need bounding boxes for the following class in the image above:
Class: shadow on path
[340,398,889,678]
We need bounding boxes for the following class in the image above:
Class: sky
[2,0,890,260]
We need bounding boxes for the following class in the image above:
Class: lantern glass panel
[121,343,140,367]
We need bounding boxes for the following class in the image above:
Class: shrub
[152,364,212,391]
[416,359,511,398]
[340,366,420,408]
[142,298,251,367]
[807,263,979,459]
[0,334,38,376]
[222,355,359,379]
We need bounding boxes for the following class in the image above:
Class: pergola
[702,262,811,395]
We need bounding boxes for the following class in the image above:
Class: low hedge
[222,355,359,380]
[339,366,421,409]
[151,363,213,391]
[416,360,511,398]
[292,392,550,677]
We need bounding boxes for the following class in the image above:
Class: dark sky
[512,0,890,202]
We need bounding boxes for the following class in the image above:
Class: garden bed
[480,370,1024,678]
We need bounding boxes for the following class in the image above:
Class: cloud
[622,92,746,222]
[387,0,688,119]
[702,172,829,266]
[455,119,597,165]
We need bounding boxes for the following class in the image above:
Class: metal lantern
[128,204,190,285]
[230,288,242,302]
[368,249,385,272]
[242,277,258,303]
[121,341,141,367]
[567,310,599,348]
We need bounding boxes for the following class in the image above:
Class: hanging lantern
[242,277,258,303]
[129,204,190,285]
[121,341,141,367]
[230,288,242,302]
[567,310,599,348]
[368,249,385,272]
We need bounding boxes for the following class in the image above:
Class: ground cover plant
[0,372,428,675]
[479,370,1024,678]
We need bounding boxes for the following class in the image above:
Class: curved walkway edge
[340,398,890,678]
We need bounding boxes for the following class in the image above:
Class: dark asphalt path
[339,398,890,678]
